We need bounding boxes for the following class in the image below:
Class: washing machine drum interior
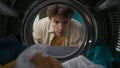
[0,0,120,64]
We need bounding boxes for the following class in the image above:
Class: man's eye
[54,21,59,24]
[63,21,67,24]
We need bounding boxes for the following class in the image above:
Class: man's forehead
[52,17,68,21]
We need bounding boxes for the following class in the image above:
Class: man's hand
[31,52,62,68]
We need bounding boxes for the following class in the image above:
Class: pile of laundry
[0,35,115,68]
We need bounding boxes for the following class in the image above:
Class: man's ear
[48,17,52,23]
[48,17,51,20]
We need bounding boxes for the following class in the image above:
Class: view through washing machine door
[0,0,120,67]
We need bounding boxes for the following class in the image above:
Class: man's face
[50,15,70,36]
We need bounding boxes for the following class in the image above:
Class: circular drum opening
[21,0,97,61]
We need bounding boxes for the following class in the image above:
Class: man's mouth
[58,31,64,34]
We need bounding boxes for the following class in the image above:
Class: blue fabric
[86,45,114,68]
[113,51,120,63]
[72,10,84,24]
[0,34,28,65]
[109,46,120,64]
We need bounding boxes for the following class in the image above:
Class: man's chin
[56,34,65,37]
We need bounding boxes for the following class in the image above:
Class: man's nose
[58,23,63,30]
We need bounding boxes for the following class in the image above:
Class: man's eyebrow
[53,18,68,21]
[53,18,58,21]
[53,19,56,20]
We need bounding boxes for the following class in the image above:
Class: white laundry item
[14,44,48,68]
[62,55,105,68]
[14,44,105,68]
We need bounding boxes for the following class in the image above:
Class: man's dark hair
[47,4,74,19]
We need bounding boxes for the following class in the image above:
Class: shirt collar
[48,21,55,33]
